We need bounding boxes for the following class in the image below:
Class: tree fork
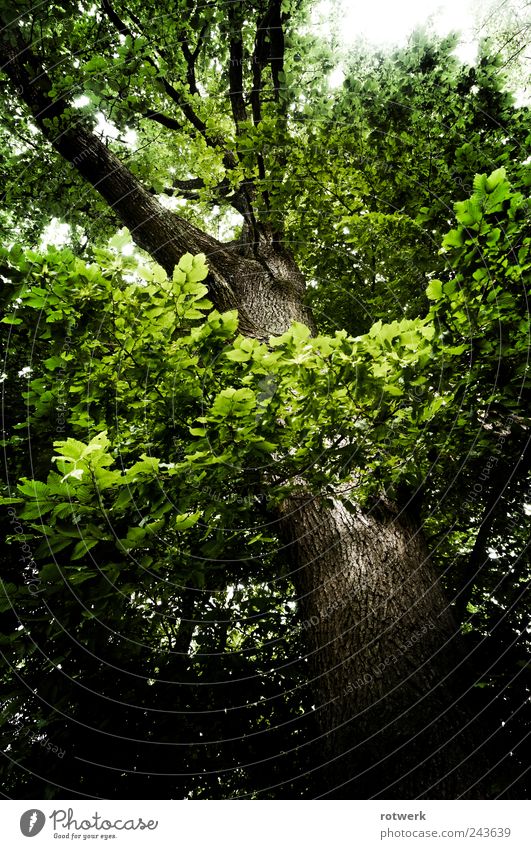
[0,18,313,336]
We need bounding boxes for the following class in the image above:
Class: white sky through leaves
[314,0,479,64]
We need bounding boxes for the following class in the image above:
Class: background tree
[0,0,529,799]
[472,0,530,101]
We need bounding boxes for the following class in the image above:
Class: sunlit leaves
[2,236,465,581]
[426,279,444,300]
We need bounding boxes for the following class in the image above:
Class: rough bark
[280,494,488,798]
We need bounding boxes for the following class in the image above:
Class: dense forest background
[0,0,530,799]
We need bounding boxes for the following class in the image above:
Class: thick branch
[180,19,209,98]
[250,9,268,125]
[1,11,309,339]
[142,109,183,131]
[0,19,239,312]
[248,1,288,210]
[267,1,285,102]
[227,5,248,126]
[181,40,198,95]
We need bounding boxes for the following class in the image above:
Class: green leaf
[175,511,201,531]
[442,228,464,250]
[43,355,65,371]
[225,348,251,362]
[187,255,209,282]
[178,253,194,273]
[383,383,403,396]
[17,480,51,499]
[454,197,482,226]
[485,167,506,192]
[68,570,98,585]
[109,228,132,251]
[53,438,88,462]
[71,538,99,561]
[113,489,133,510]
[119,526,147,551]
[0,584,17,613]
[426,279,443,300]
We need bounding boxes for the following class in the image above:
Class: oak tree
[0,0,529,799]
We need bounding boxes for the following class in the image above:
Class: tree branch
[455,430,531,620]
[180,18,210,97]
[250,8,268,125]
[248,1,288,211]
[0,18,240,313]
[267,1,285,103]
[159,176,239,204]
[101,0,208,136]
[142,109,183,131]
[227,4,248,127]
[100,0,240,174]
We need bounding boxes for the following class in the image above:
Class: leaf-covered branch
[101,0,209,136]
[0,13,242,312]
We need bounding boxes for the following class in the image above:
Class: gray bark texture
[280,494,487,798]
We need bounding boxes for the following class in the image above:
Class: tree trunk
[280,494,487,798]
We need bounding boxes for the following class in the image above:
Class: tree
[472,0,531,100]
[0,1,529,799]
